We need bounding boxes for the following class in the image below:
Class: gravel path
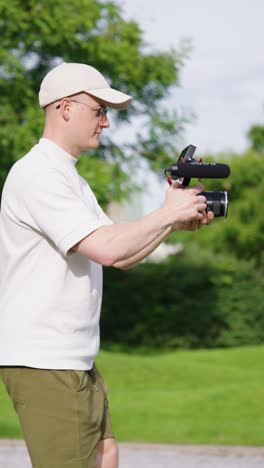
[1,440,264,468]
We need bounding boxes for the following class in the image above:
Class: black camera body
[165,145,230,218]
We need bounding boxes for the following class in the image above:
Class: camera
[164,145,230,218]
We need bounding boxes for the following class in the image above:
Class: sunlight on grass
[1,345,264,445]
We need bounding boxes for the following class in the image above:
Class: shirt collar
[38,138,78,168]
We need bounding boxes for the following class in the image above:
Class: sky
[118,0,264,156]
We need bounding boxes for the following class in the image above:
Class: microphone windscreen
[173,163,230,179]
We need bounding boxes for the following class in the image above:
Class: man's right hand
[164,182,207,225]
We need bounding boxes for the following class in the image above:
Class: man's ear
[59,99,71,121]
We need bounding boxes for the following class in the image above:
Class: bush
[101,251,264,349]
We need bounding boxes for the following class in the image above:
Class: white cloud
[119,0,264,153]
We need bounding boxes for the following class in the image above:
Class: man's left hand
[172,210,214,231]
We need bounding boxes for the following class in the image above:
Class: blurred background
[0,0,264,447]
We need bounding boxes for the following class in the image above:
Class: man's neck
[42,131,79,159]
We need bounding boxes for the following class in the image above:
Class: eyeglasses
[56,99,108,120]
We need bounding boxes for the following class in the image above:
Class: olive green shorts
[0,364,113,468]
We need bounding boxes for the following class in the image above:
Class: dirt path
[1,440,264,468]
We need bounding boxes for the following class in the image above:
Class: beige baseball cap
[39,62,132,109]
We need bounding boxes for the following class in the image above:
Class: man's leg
[96,438,119,468]
[0,366,111,468]
[92,365,118,468]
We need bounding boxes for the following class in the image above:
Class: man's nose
[100,115,110,129]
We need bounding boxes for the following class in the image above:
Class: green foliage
[101,250,264,349]
[0,0,185,205]
[135,109,190,171]
[248,124,264,153]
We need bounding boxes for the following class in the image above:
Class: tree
[248,124,264,153]
[0,0,187,207]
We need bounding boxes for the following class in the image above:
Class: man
[0,62,212,468]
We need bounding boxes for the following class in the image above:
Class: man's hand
[172,210,214,231]
[165,182,207,225]
[167,182,214,231]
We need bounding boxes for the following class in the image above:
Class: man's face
[72,93,110,151]
[60,93,110,153]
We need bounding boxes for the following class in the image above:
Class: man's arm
[73,184,207,266]
[113,226,172,270]
[112,210,214,270]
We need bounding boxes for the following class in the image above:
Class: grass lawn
[1,345,264,445]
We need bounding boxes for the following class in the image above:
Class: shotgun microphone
[168,162,230,180]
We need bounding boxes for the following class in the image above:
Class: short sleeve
[22,169,109,256]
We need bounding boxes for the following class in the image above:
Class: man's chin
[84,139,100,151]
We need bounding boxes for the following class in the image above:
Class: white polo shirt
[0,138,113,370]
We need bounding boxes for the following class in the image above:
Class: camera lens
[200,191,228,217]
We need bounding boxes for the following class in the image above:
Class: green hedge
[101,251,264,349]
